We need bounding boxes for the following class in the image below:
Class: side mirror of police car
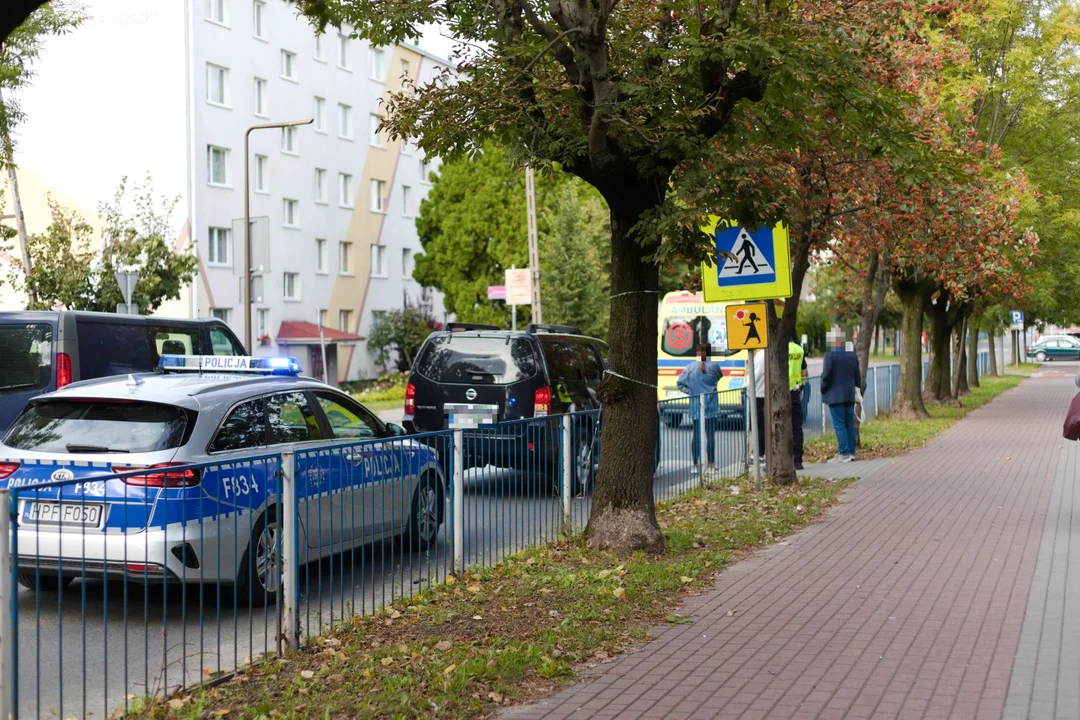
[385,422,407,437]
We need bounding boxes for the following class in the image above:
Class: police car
[0,355,445,605]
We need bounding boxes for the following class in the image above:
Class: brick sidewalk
[508,374,1073,720]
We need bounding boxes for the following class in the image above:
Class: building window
[400,59,410,80]
[257,308,270,338]
[338,173,353,207]
[318,308,328,328]
[339,241,353,275]
[252,0,266,39]
[254,154,268,192]
[283,272,300,300]
[369,114,383,147]
[338,309,353,332]
[402,248,414,278]
[370,179,386,212]
[205,0,227,24]
[315,238,327,274]
[253,77,267,117]
[369,46,387,80]
[282,198,299,227]
[207,145,230,186]
[280,50,297,81]
[313,168,327,203]
[206,63,228,106]
[370,244,387,277]
[338,103,353,139]
[401,185,411,216]
[207,227,232,266]
[420,156,432,184]
[281,126,297,154]
[313,96,325,132]
[337,34,350,70]
[314,34,326,61]
[211,307,231,322]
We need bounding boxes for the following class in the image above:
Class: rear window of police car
[414,335,539,385]
[4,400,192,454]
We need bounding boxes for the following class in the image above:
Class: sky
[9,1,459,214]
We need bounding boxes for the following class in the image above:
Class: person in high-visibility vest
[788,341,809,470]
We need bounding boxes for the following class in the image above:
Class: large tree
[414,144,610,337]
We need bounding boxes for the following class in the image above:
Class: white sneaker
[840,455,855,463]
[827,455,845,464]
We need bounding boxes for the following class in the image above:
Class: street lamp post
[244,118,313,353]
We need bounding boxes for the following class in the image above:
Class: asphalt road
[13,421,743,718]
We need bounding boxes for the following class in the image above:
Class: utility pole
[525,165,542,323]
[0,88,35,307]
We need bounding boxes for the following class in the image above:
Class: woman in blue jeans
[677,345,724,475]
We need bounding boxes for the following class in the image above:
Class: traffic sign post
[114,270,140,315]
[701,219,792,303]
[505,267,531,332]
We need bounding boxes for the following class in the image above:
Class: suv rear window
[77,321,157,377]
[0,323,53,396]
[4,400,192,454]
[415,335,539,385]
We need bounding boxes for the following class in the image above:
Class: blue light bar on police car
[158,355,302,375]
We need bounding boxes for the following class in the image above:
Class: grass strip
[132,476,852,720]
[805,371,1027,463]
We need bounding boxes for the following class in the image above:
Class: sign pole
[746,349,761,492]
[511,305,517,332]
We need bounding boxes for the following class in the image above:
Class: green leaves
[11,175,197,314]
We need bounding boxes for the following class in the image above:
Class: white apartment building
[4,0,448,381]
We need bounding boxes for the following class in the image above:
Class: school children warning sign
[725,302,769,350]
[701,218,792,303]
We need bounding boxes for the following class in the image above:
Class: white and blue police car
[0,355,445,604]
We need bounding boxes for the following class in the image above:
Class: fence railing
[0,354,987,717]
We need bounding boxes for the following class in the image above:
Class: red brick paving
[506,375,1071,720]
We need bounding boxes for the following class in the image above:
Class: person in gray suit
[821,331,861,463]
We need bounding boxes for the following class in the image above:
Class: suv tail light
[534,386,551,417]
[116,463,200,488]
[404,382,416,415]
[0,462,20,480]
[56,352,72,389]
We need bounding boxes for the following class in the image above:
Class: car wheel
[1035,351,1047,362]
[404,472,443,551]
[17,573,74,592]
[236,508,281,607]
[662,414,683,429]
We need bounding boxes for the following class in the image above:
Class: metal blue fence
[0,353,994,716]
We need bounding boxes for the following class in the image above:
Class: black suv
[404,323,607,478]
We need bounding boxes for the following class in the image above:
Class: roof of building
[276,321,364,345]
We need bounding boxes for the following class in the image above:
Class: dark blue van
[0,311,245,433]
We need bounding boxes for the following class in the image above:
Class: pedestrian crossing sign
[701,217,792,302]
[725,302,769,350]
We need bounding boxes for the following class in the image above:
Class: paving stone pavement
[507,373,1075,720]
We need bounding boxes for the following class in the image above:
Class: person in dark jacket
[821,332,861,463]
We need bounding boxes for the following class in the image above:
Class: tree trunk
[766,301,795,485]
[967,317,981,388]
[893,276,930,419]
[766,221,814,487]
[585,195,663,553]
[951,313,968,399]
[0,92,36,308]
[855,252,889,393]
[923,292,956,405]
[988,325,999,377]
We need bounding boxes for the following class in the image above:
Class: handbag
[854,387,866,424]
[1063,392,1080,440]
